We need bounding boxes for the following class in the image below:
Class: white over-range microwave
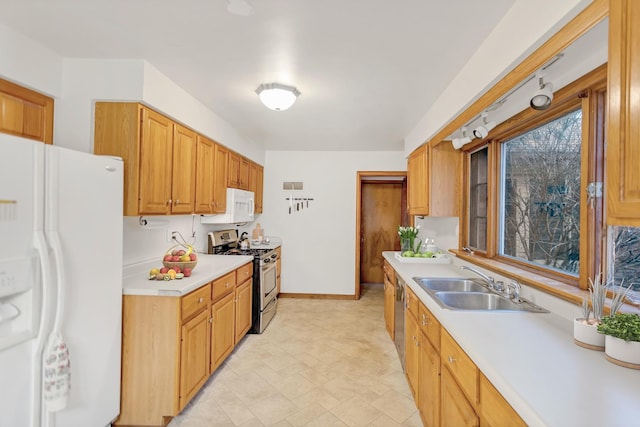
[200,188,255,224]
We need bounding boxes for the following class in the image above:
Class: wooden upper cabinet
[171,124,197,214]
[227,151,241,188]
[195,135,216,214]
[607,0,640,226]
[213,143,228,213]
[0,78,54,144]
[239,157,250,190]
[249,162,264,213]
[139,108,174,214]
[407,142,461,217]
[407,144,428,215]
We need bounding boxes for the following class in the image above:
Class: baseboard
[278,293,356,300]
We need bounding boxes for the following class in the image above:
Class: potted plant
[597,313,640,369]
[573,271,608,350]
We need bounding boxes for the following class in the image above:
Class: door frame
[355,171,407,299]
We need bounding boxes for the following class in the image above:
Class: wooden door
[213,143,228,213]
[179,309,210,410]
[360,182,402,283]
[418,332,440,427]
[171,123,197,214]
[195,135,215,213]
[210,292,235,372]
[139,108,173,214]
[234,279,252,343]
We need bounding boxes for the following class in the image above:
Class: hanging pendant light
[255,83,301,111]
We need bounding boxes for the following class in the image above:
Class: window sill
[450,249,640,314]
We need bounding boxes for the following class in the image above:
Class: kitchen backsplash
[413,216,459,253]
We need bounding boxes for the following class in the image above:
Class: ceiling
[0,0,518,151]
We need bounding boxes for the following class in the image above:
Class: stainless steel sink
[433,291,549,313]
[413,277,489,293]
[413,276,549,313]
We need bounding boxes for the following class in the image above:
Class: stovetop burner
[219,248,272,257]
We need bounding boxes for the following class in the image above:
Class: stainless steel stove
[207,229,278,333]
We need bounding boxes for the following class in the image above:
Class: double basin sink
[413,277,549,313]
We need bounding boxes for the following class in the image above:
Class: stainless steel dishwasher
[394,275,406,370]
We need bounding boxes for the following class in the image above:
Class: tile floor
[170,284,421,427]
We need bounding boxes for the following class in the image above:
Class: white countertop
[383,251,640,427]
[123,254,254,296]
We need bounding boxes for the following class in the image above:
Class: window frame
[460,65,607,291]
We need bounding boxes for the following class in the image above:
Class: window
[469,147,488,251]
[500,110,582,276]
[462,65,606,289]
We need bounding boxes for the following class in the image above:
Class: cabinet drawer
[405,285,420,320]
[181,284,211,322]
[418,303,441,351]
[236,262,253,285]
[441,329,478,406]
[212,271,236,300]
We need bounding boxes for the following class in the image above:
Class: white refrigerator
[0,134,123,427]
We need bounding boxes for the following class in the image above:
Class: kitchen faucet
[460,265,496,289]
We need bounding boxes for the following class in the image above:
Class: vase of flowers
[398,225,421,254]
[597,313,640,369]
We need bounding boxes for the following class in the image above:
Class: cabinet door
[607,0,640,225]
[171,123,197,213]
[418,331,440,427]
[210,292,235,373]
[239,157,250,190]
[227,151,241,188]
[139,108,173,214]
[441,367,479,426]
[429,142,461,217]
[249,162,264,213]
[179,309,210,410]
[479,374,526,427]
[0,78,54,144]
[256,164,264,213]
[194,135,215,214]
[407,144,428,215]
[404,308,419,399]
[213,143,228,213]
[234,279,253,343]
[383,277,395,340]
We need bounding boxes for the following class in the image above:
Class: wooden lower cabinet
[397,285,527,427]
[418,331,440,427]
[117,263,254,426]
[210,291,235,373]
[179,309,211,410]
[234,278,252,343]
[441,367,479,427]
[383,276,395,340]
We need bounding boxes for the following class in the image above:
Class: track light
[530,72,554,110]
[472,112,496,139]
[452,127,472,149]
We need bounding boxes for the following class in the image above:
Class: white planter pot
[573,318,605,351]
[604,335,640,369]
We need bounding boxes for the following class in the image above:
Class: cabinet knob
[421,314,428,325]
[225,283,230,287]
[167,199,172,206]
[175,199,180,205]
[448,356,456,364]
[198,297,204,303]
[209,318,213,323]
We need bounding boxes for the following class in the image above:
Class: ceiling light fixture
[530,71,554,110]
[226,0,254,16]
[452,127,472,150]
[255,83,301,111]
[472,112,496,139]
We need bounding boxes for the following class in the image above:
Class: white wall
[404,0,592,154]
[0,24,62,98]
[257,151,406,296]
